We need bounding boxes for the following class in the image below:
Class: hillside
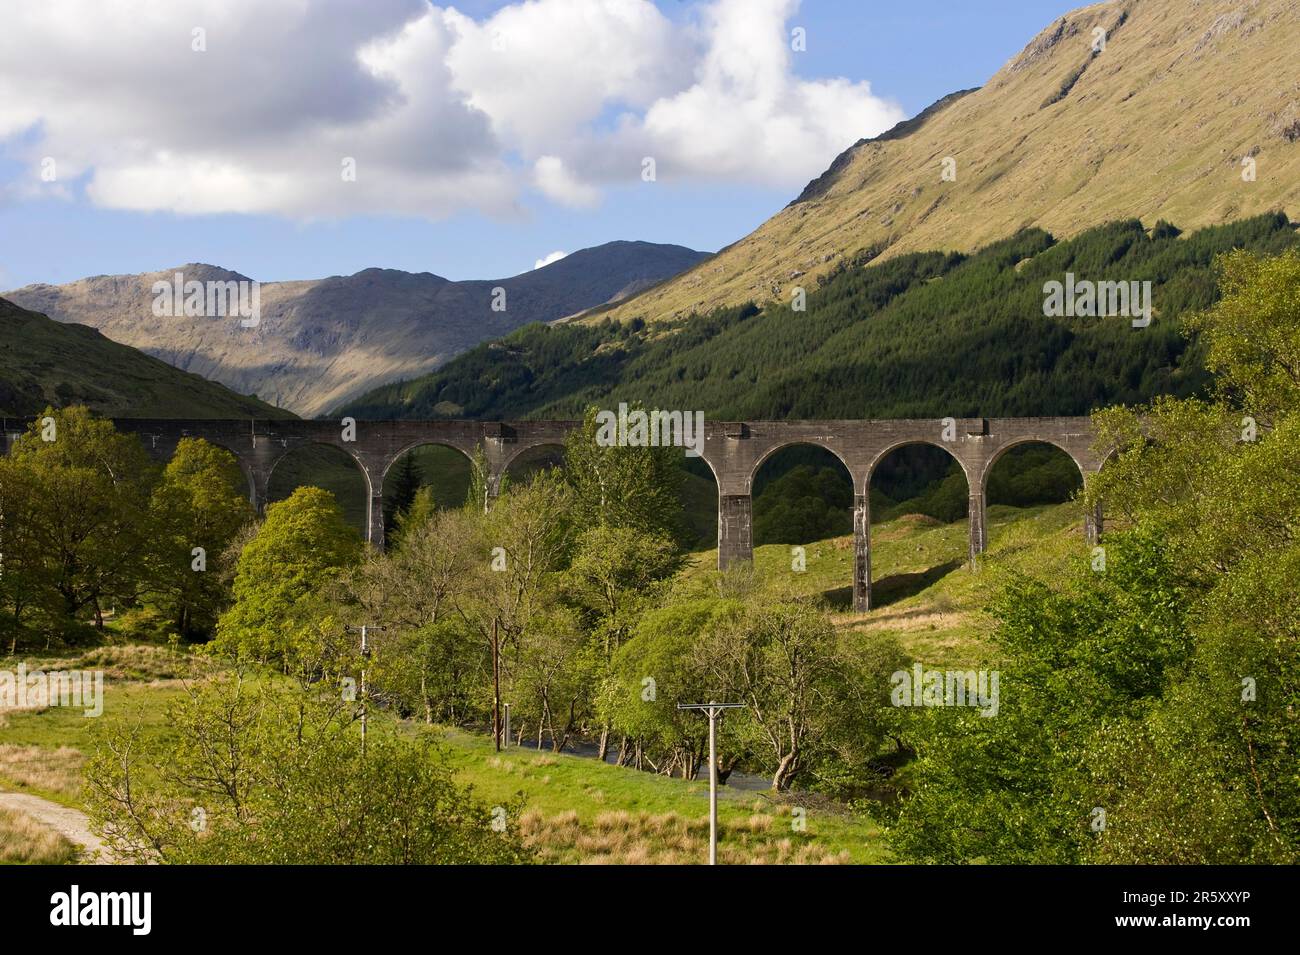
[0,298,284,418]
[5,242,710,417]
[595,0,1300,324]
[343,213,1299,422]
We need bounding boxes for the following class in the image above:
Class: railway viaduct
[1,416,1105,612]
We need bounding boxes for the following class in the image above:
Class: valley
[1,0,1297,884]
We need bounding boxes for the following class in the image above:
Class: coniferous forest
[347,214,1298,423]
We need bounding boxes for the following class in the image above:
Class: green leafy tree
[601,597,743,778]
[700,599,872,791]
[342,504,485,724]
[889,529,1192,863]
[1182,246,1300,425]
[891,247,1300,863]
[566,523,682,758]
[213,486,361,669]
[148,438,253,638]
[0,457,45,650]
[4,406,156,639]
[84,673,532,864]
[563,405,684,541]
[470,472,575,746]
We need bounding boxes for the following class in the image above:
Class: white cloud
[0,0,904,219]
[581,0,905,187]
[533,156,600,208]
[442,0,685,156]
[534,250,569,270]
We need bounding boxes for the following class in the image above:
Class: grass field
[0,657,887,864]
[426,727,886,864]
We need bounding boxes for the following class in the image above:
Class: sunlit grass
[0,807,78,865]
[426,726,889,864]
[681,501,1087,667]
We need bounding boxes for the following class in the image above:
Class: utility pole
[345,624,385,756]
[678,701,743,865]
[492,617,502,752]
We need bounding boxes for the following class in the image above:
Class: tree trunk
[597,725,610,762]
[718,752,743,786]
[771,750,800,791]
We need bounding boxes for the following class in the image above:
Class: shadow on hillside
[865,558,964,609]
[821,584,855,610]
[822,559,964,610]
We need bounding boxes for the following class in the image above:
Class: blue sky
[0,1,1076,289]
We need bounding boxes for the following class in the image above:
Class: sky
[0,0,1077,289]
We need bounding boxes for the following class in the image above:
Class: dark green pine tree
[384,453,423,535]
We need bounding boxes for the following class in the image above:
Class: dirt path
[0,791,113,863]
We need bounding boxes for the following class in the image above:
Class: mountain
[4,241,710,417]
[597,0,1300,324]
[342,213,1298,421]
[0,297,285,418]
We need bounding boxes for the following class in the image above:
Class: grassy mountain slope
[0,297,284,418]
[596,0,1300,324]
[343,213,1298,422]
[5,242,710,417]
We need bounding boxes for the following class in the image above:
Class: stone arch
[501,441,566,486]
[747,439,853,496]
[680,452,721,551]
[866,438,974,493]
[264,440,374,539]
[862,439,974,611]
[379,440,476,527]
[684,446,722,487]
[380,440,475,482]
[979,438,1089,548]
[750,441,857,609]
[979,437,1089,493]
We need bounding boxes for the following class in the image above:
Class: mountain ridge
[596,0,1300,325]
[5,240,710,417]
